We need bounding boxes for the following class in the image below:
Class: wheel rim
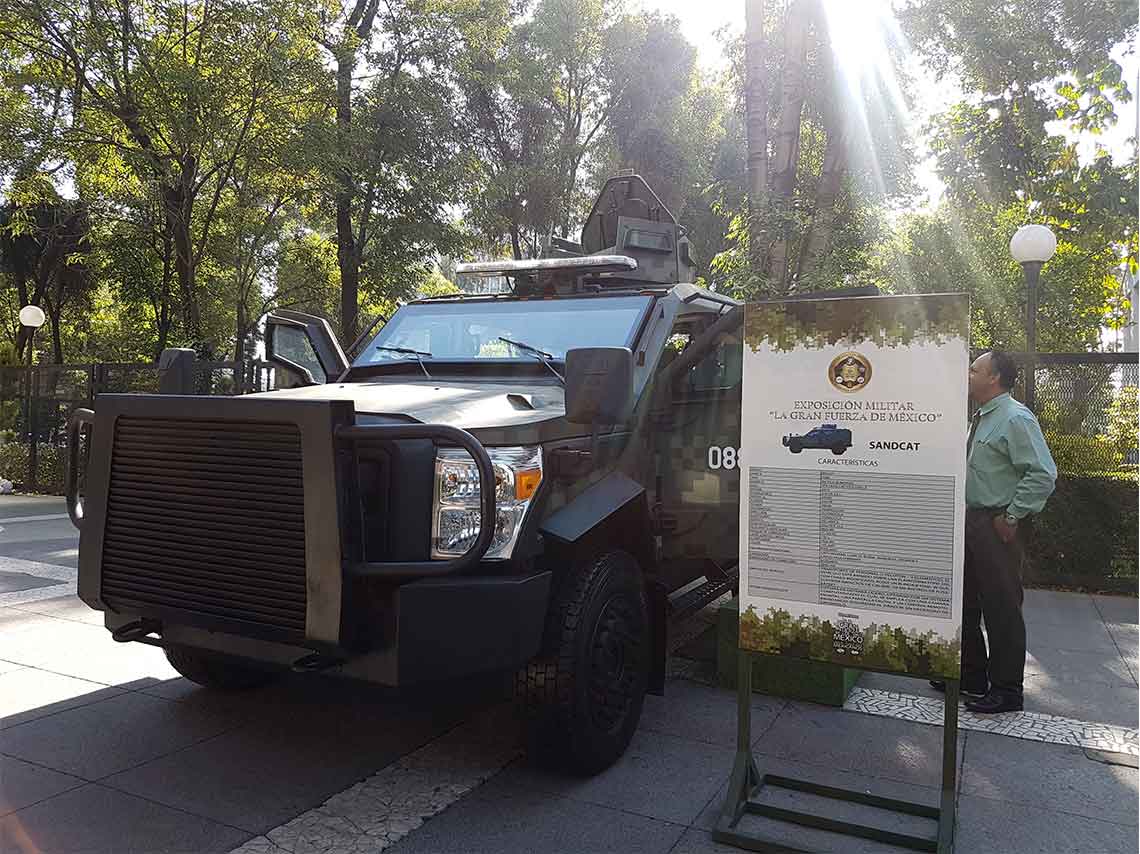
[587,593,641,734]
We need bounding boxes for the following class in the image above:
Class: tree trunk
[794,129,847,286]
[163,172,200,341]
[744,0,768,210]
[234,292,247,394]
[766,0,816,292]
[335,53,358,343]
[510,223,523,261]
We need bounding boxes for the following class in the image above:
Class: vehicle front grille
[100,416,308,641]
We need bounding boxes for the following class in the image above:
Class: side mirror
[564,347,634,425]
[266,310,349,386]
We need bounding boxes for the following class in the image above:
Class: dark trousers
[961,508,1026,695]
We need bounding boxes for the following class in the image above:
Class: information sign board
[738,294,969,679]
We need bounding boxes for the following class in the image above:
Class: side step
[668,564,739,624]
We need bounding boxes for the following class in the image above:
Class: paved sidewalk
[1,525,1136,854]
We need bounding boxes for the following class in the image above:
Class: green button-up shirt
[966,393,1057,519]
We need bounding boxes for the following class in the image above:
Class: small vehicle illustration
[783,424,853,455]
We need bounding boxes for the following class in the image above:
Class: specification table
[746,467,956,618]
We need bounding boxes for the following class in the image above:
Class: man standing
[951,351,1057,713]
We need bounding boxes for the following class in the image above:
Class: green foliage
[1026,473,1139,592]
[417,270,460,298]
[0,440,65,493]
[1102,385,1139,460]
[1045,431,1123,476]
[740,606,961,679]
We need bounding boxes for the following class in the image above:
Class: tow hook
[291,652,345,673]
[111,618,163,647]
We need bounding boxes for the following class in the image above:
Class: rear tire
[832,447,845,455]
[164,645,278,692]
[517,550,649,775]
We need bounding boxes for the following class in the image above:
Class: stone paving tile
[670,822,909,854]
[962,731,1139,826]
[845,687,1139,756]
[0,783,249,854]
[105,703,461,834]
[1,615,180,688]
[0,557,76,608]
[0,754,85,816]
[1107,621,1139,653]
[1025,643,1136,687]
[1024,617,1119,654]
[12,593,105,625]
[230,708,522,854]
[385,780,687,854]
[0,569,59,594]
[754,700,963,788]
[492,727,735,826]
[955,793,1137,854]
[1023,590,1102,624]
[0,690,239,780]
[0,667,124,730]
[639,677,786,748]
[1023,672,1139,728]
[1093,595,1139,626]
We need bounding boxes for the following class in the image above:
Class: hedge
[1024,472,1139,593]
[0,442,68,494]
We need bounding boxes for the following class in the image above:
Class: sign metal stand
[713,653,959,853]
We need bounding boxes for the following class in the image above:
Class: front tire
[165,645,278,691]
[789,443,803,453]
[517,550,650,775]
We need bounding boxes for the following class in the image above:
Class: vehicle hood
[255,379,566,431]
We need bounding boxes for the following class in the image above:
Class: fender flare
[539,471,645,547]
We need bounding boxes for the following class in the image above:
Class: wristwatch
[1003,513,1019,527]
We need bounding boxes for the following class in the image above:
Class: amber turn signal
[515,469,542,500]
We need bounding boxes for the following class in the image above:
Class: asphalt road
[0,496,77,601]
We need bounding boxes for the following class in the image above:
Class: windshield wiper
[375,345,432,378]
[498,337,565,386]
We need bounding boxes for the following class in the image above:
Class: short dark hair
[987,351,1019,389]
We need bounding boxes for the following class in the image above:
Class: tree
[714,0,915,298]
[0,0,326,351]
[316,0,487,341]
[586,15,737,277]
[889,0,1139,352]
[0,178,93,363]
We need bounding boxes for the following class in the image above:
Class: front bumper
[106,570,552,685]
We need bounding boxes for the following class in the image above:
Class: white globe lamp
[19,305,46,329]
[1009,225,1057,264]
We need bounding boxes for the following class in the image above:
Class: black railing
[0,357,277,493]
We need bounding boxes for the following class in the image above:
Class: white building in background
[1123,268,1139,352]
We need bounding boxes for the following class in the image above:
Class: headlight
[432,446,542,560]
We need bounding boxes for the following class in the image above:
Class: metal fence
[0,359,276,492]
[1010,353,1139,591]
[1021,353,1140,474]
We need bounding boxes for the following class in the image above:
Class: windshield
[354,295,652,366]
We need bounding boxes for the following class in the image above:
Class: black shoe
[965,691,1023,714]
[929,679,988,697]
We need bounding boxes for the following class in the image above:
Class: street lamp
[1009,225,1057,410]
[19,305,46,492]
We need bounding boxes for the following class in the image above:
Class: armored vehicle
[66,175,746,774]
[783,424,853,455]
